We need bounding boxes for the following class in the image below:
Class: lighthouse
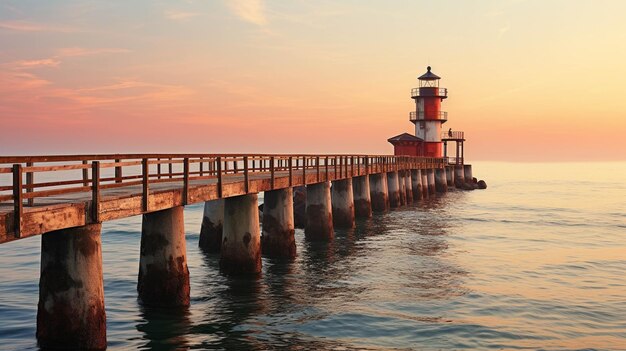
[411,66,447,157]
[389,66,458,159]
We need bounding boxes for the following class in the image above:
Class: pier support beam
[305,182,334,240]
[398,171,407,206]
[387,172,401,208]
[411,170,422,200]
[262,188,296,258]
[37,224,106,350]
[221,194,262,274]
[421,170,429,198]
[404,171,413,203]
[427,169,436,195]
[435,168,448,193]
[464,164,473,184]
[446,166,454,187]
[353,175,372,218]
[455,165,465,188]
[199,199,224,252]
[332,178,355,228]
[369,173,389,212]
[139,206,190,306]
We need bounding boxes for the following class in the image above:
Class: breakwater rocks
[455,176,487,190]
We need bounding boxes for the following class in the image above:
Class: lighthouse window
[419,122,425,129]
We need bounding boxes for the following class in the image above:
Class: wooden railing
[0,154,446,238]
[442,130,464,140]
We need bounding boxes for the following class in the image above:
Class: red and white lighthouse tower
[410,66,447,157]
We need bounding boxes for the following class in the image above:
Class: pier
[0,153,473,349]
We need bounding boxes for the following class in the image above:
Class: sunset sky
[1,0,625,161]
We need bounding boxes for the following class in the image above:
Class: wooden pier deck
[0,154,446,244]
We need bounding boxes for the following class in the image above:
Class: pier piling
[386,171,401,208]
[464,164,473,184]
[446,166,454,187]
[369,173,389,212]
[411,169,422,200]
[305,182,334,240]
[221,194,262,274]
[404,171,413,203]
[435,168,448,193]
[421,170,429,198]
[37,224,106,350]
[199,199,224,252]
[454,165,465,188]
[353,175,372,218]
[138,206,190,306]
[261,188,296,258]
[427,169,436,195]
[332,178,356,228]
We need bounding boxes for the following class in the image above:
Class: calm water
[1,162,625,350]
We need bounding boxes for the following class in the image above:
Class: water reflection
[136,305,191,350]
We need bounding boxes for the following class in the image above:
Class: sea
[0,162,625,350]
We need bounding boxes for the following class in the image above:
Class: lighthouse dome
[418,66,441,81]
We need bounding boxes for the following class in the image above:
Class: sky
[1,0,625,161]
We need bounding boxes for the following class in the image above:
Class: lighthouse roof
[387,132,423,143]
[418,66,440,81]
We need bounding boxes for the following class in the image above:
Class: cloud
[56,47,131,57]
[13,59,62,69]
[0,20,77,32]
[225,0,267,26]
[164,10,201,21]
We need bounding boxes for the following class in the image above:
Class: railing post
[92,161,100,223]
[217,157,223,197]
[270,156,275,190]
[142,158,149,212]
[288,156,293,187]
[81,160,88,187]
[12,164,23,238]
[199,157,204,177]
[157,158,162,179]
[115,159,122,183]
[351,156,355,177]
[26,162,34,206]
[243,156,249,193]
[316,156,320,182]
[169,158,173,179]
[325,156,329,181]
[183,158,190,205]
[302,156,307,185]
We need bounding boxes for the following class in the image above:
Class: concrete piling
[435,168,448,193]
[37,224,106,350]
[386,171,401,208]
[446,166,454,187]
[221,194,262,274]
[421,170,429,198]
[454,165,465,188]
[404,171,413,203]
[199,199,224,252]
[139,206,190,306]
[305,182,334,240]
[411,169,422,200]
[352,175,372,218]
[369,173,389,212]
[464,164,473,184]
[261,188,296,258]
[331,179,355,228]
[427,169,436,195]
[398,171,407,206]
